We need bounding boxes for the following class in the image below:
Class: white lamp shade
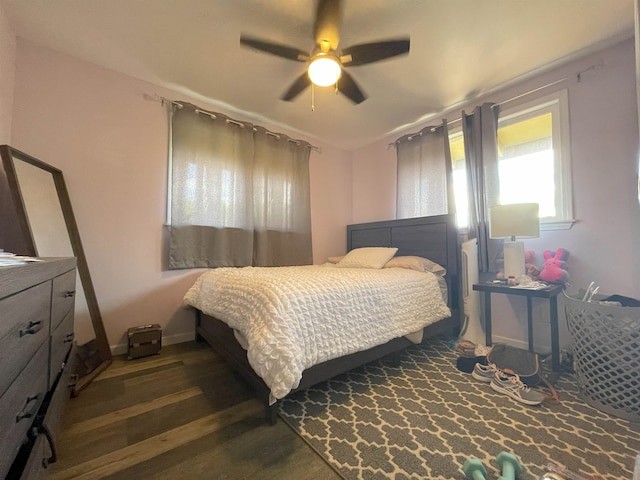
[308,56,341,87]
[489,203,540,240]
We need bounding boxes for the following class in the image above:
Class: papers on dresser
[0,252,42,266]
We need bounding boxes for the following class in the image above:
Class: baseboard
[110,331,196,356]
[110,332,552,357]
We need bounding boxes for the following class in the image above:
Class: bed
[185,213,460,424]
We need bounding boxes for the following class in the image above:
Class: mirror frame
[0,145,111,394]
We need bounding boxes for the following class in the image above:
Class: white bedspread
[183,265,451,400]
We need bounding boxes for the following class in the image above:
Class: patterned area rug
[279,338,640,480]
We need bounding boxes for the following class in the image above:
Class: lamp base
[503,240,525,279]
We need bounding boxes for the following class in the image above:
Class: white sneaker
[471,363,500,383]
[490,372,545,406]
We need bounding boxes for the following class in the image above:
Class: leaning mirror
[0,145,111,394]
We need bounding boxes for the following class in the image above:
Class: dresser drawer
[0,342,48,479]
[15,346,78,480]
[51,269,76,331]
[49,310,75,389]
[45,344,77,449]
[0,283,51,397]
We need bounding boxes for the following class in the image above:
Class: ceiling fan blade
[337,70,366,104]
[340,39,410,66]
[240,35,309,62]
[281,72,311,101]
[313,0,341,50]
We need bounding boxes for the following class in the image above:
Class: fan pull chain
[311,83,315,111]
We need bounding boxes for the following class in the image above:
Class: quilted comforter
[183,264,451,401]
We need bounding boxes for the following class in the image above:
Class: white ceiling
[3,0,635,150]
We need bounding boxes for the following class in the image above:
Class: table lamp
[489,203,540,279]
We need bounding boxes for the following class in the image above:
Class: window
[449,131,467,228]
[450,90,573,230]
[167,103,313,269]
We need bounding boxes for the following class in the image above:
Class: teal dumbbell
[496,451,523,479]
[462,458,487,480]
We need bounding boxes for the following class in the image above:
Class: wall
[309,143,353,259]
[351,139,397,223]
[352,38,640,351]
[0,3,15,143]
[10,41,352,353]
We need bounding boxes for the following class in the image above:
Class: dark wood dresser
[1,258,77,479]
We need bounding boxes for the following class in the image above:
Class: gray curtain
[396,120,453,218]
[462,103,502,273]
[252,126,313,266]
[169,103,312,269]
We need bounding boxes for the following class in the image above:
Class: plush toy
[539,248,570,284]
[524,249,540,280]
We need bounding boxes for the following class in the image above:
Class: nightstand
[472,283,564,371]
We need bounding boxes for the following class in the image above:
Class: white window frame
[449,89,574,231]
[497,90,574,230]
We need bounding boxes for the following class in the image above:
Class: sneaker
[471,363,499,383]
[490,372,545,406]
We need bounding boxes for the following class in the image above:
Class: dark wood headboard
[346,214,459,317]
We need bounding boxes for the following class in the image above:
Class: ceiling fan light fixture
[308,54,341,87]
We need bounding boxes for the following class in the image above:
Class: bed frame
[194,213,460,424]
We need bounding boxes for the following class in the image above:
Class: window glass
[498,112,555,216]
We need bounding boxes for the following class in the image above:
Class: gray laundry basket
[564,292,640,422]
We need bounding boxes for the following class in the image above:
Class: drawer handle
[64,290,76,298]
[29,424,58,468]
[41,424,58,468]
[19,320,43,337]
[67,373,80,390]
[16,393,41,422]
[64,332,75,343]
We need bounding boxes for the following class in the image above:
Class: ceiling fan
[239,0,410,105]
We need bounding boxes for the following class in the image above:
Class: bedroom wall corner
[351,138,397,223]
[309,143,353,263]
[9,39,353,354]
[350,38,640,354]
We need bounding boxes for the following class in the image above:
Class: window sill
[540,219,576,231]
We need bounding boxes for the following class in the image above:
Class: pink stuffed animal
[539,248,569,284]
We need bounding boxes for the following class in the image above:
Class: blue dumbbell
[462,458,487,480]
[496,451,524,479]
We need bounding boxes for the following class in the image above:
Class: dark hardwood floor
[50,341,342,480]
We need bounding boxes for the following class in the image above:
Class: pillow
[336,247,398,269]
[384,255,447,276]
[327,255,345,264]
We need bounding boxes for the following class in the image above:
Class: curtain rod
[387,76,568,149]
[492,76,567,109]
[155,95,321,153]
